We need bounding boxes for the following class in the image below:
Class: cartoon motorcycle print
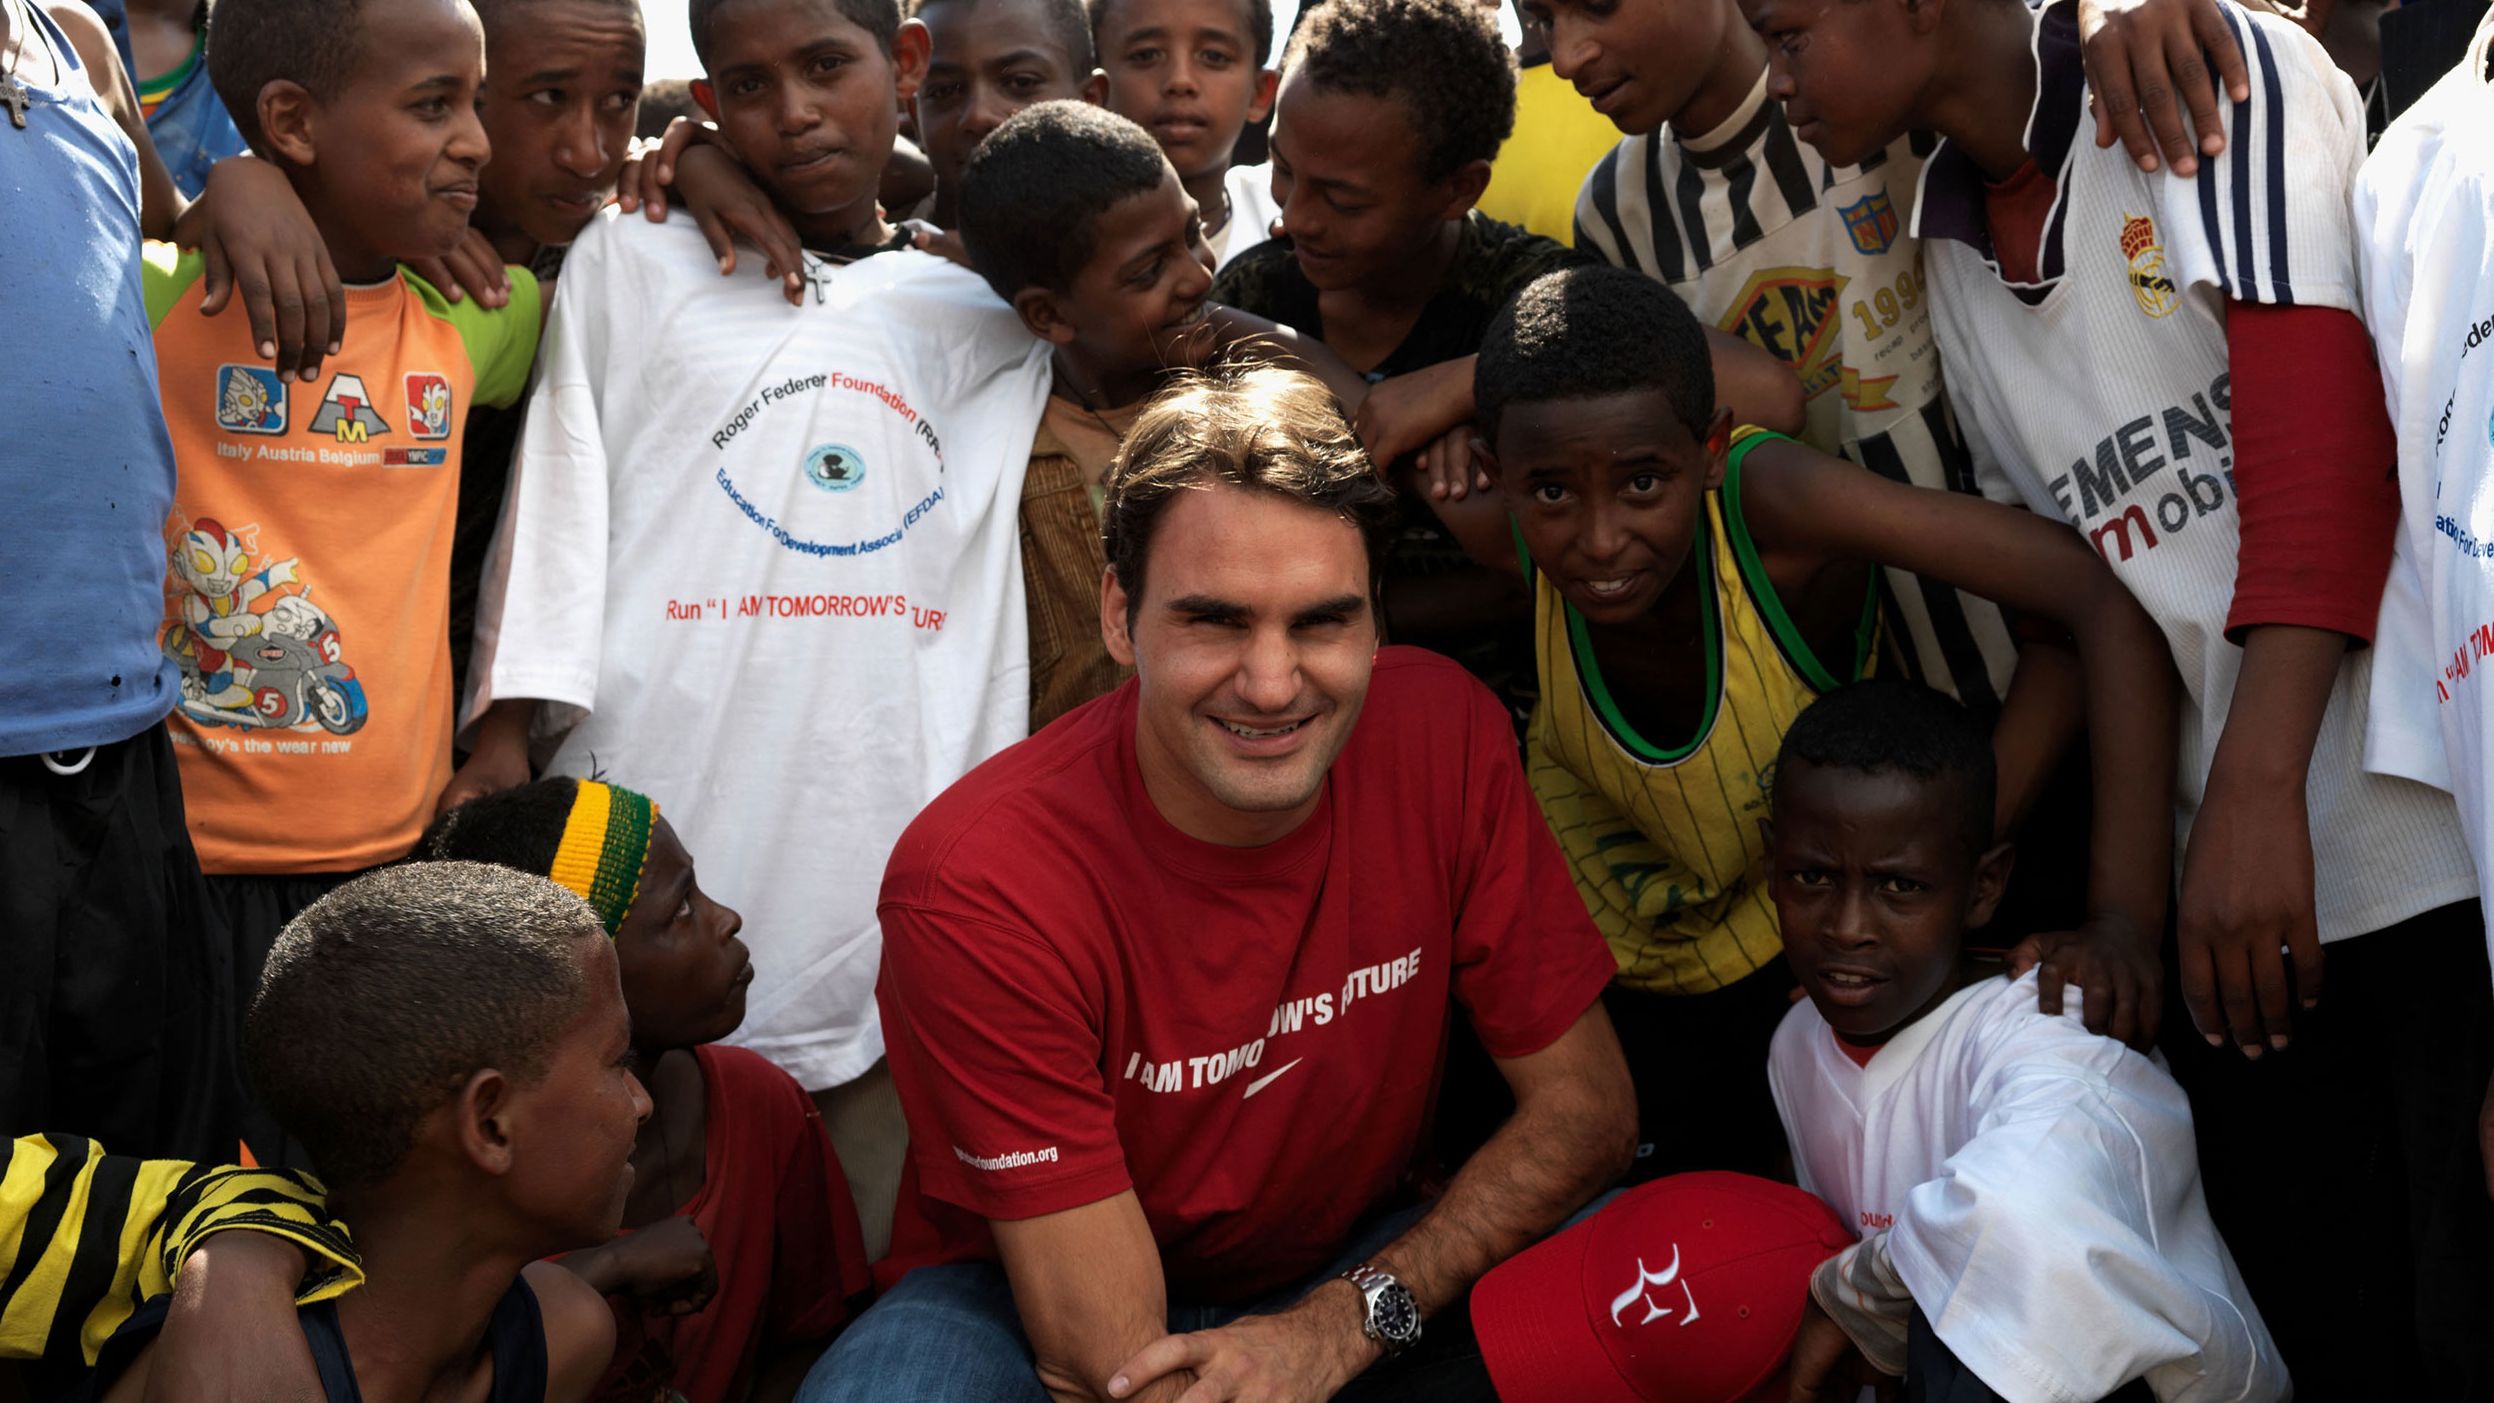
[168,593,369,735]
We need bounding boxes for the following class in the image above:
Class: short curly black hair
[960,102,1171,299]
[1087,0,1275,67]
[691,0,902,63]
[1774,680,1998,859]
[1476,265,1714,446]
[207,0,398,155]
[1283,0,1513,184]
[245,862,600,1190]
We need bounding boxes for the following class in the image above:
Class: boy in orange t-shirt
[140,0,539,1160]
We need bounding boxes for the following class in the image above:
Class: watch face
[1374,1283,1421,1344]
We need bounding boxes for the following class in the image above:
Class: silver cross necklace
[2,0,42,130]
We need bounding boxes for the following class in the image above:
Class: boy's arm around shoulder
[1740,439,2181,1043]
[525,1260,618,1403]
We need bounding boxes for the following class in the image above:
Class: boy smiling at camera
[1763,682,2279,1403]
[1089,0,1280,267]
[1443,265,2179,1185]
[140,0,544,1167]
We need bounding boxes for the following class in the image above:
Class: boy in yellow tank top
[1443,265,2182,1177]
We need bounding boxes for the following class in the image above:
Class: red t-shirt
[590,1046,870,1403]
[874,648,1617,1302]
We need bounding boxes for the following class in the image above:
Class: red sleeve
[759,1070,870,1343]
[874,905,1133,1221]
[1446,676,1617,1058]
[2223,300,2399,645]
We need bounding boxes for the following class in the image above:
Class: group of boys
[5,0,2494,1394]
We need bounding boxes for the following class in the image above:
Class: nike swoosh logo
[1242,1058,1304,1100]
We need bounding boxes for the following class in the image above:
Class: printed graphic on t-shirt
[161,516,368,741]
[406,373,454,439]
[1838,189,1901,256]
[216,364,287,434]
[2120,214,2180,319]
[709,371,952,559]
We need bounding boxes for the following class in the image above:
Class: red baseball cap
[1471,1172,1854,1403]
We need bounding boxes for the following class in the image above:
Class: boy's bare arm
[991,1193,1193,1403]
[1193,306,1371,412]
[1743,440,2182,1045]
[2175,625,2337,1060]
[525,1260,620,1403]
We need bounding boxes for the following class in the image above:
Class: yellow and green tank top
[1526,428,1875,995]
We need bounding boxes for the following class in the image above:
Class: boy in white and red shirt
[1765,682,2281,1403]
[817,366,1632,1403]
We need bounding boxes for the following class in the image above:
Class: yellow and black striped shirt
[1,1134,361,1366]
[1527,428,1875,995]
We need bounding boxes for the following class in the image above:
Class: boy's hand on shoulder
[2007,912,2163,1050]
[2078,0,2250,176]
[2176,768,2320,1061]
[1785,1297,1898,1403]
[405,227,513,310]
[1355,360,1476,478]
[179,157,345,384]
[906,221,972,271]
[645,134,807,308]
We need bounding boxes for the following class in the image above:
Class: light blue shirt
[1,3,181,754]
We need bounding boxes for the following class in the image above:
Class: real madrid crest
[2120,213,2179,320]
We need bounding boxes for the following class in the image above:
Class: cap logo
[1608,1246,1701,1329]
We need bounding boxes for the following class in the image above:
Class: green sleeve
[406,263,546,411]
[141,243,206,328]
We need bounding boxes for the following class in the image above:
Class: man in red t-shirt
[798,366,1633,1403]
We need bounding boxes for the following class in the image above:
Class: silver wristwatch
[1338,1262,1421,1355]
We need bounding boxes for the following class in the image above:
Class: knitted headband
[546,781,658,935]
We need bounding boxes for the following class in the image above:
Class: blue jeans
[801,1203,1466,1402]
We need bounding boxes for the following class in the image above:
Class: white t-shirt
[467,211,1052,1090]
[2357,11,2494,952]
[1770,971,2285,1402]
[1917,0,2474,941]
[1216,161,1282,270]
[1575,70,2019,713]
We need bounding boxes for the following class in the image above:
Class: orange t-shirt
[143,248,540,874]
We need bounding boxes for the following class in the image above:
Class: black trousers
[2164,899,2494,1400]
[0,725,234,1159]
[1606,963,1800,1183]
[204,868,355,1169]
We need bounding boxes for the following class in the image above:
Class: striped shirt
[1,1133,359,1367]
[1575,71,2017,718]
[1918,0,2475,942]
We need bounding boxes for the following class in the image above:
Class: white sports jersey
[1918,0,2473,941]
[467,210,1051,1090]
[1770,972,2285,1402]
[1575,70,2017,715]
[2358,14,2494,944]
